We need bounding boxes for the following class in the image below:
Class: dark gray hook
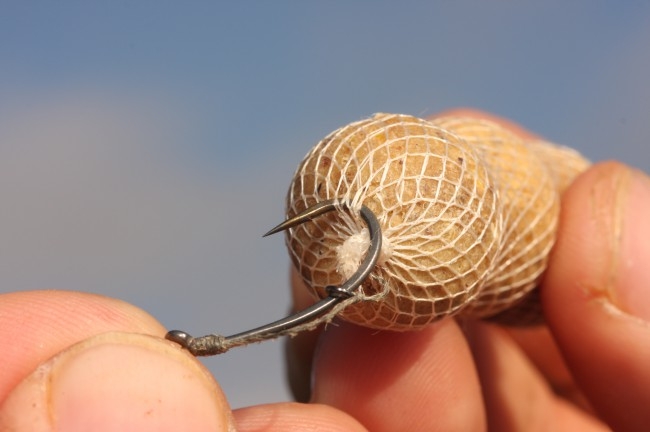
[165,199,382,356]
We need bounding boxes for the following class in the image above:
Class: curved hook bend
[165,199,382,356]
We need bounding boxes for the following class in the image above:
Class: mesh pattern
[431,117,559,317]
[284,113,589,330]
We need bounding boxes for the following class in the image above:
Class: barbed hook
[165,199,382,356]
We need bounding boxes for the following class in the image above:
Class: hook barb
[166,199,382,356]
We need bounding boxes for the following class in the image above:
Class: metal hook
[165,199,382,356]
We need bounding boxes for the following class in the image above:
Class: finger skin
[0,290,168,403]
[505,325,592,412]
[466,322,609,432]
[0,332,234,431]
[0,290,374,431]
[544,162,650,431]
[0,291,236,431]
[234,403,367,432]
[435,108,540,140]
[311,319,485,432]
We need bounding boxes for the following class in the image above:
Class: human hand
[282,110,650,432]
[0,290,368,431]
[1,110,649,432]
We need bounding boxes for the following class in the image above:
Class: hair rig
[165,199,381,356]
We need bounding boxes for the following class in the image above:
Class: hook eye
[165,199,382,356]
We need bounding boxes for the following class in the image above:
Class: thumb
[0,332,236,431]
[543,162,650,432]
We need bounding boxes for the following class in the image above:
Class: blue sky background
[1,2,649,408]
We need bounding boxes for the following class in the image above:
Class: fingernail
[0,332,237,432]
[615,169,650,321]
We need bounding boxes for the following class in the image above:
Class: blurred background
[1,2,649,408]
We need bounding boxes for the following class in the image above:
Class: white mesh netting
[284,113,589,330]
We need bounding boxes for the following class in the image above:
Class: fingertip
[0,332,236,432]
[544,161,650,320]
[0,290,169,403]
[234,402,367,432]
[311,320,484,432]
[465,322,608,432]
[543,162,650,430]
[614,166,650,319]
[429,108,539,140]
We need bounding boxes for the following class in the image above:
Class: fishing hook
[165,199,382,356]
